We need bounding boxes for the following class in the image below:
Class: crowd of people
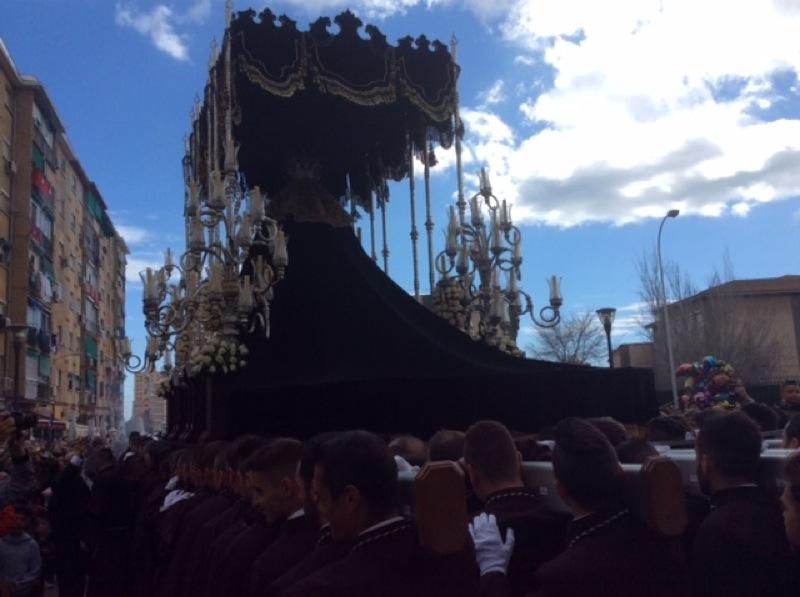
[0,382,796,596]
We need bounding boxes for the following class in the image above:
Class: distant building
[613,342,654,369]
[133,371,167,433]
[649,275,800,393]
[0,39,127,433]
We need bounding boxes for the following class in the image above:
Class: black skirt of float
[176,221,656,439]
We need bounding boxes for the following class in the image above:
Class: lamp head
[666,209,680,218]
[596,307,617,330]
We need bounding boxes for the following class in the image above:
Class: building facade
[648,275,800,395]
[133,371,167,433]
[0,39,127,433]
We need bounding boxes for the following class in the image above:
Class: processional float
[123,3,657,438]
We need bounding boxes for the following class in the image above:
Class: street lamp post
[596,308,616,368]
[657,209,680,409]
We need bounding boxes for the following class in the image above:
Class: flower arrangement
[675,355,741,411]
[188,334,249,378]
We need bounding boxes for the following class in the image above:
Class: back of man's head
[587,417,628,447]
[244,438,303,483]
[697,412,761,483]
[784,415,800,449]
[387,435,428,467]
[647,416,690,442]
[299,432,337,487]
[428,429,465,462]
[741,402,779,432]
[464,420,520,485]
[615,438,659,464]
[96,447,116,472]
[552,418,622,512]
[319,430,397,518]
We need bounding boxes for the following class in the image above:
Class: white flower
[239,360,246,367]
[209,365,216,373]
[215,355,224,364]
[239,345,249,355]
[229,364,237,372]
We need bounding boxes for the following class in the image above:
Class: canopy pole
[451,35,467,230]
[369,190,377,262]
[408,137,421,302]
[381,189,390,275]
[423,142,435,294]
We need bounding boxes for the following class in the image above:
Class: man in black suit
[472,417,687,597]
[464,420,568,597]
[693,411,790,597]
[281,430,478,597]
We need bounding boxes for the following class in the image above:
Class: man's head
[783,415,800,450]
[427,429,465,462]
[781,380,800,407]
[95,447,115,474]
[695,412,761,496]
[587,417,628,447]
[312,431,397,541]
[647,416,690,442]
[741,402,779,432]
[552,418,623,515]
[387,435,428,467]
[464,420,522,501]
[128,431,142,451]
[193,441,226,488]
[615,438,659,464]
[782,451,800,549]
[298,433,336,529]
[221,435,268,497]
[245,438,303,523]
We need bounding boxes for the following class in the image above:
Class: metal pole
[450,35,466,229]
[604,323,614,369]
[380,191,390,275]
[423,144,435,294]
[657,212,680,409]
[369,195,377,262]
[408,139,421,301]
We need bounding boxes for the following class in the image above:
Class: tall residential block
[133,370,167,434]
[0,39,127,434]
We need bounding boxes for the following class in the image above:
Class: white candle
[549,275,561,301]
[237,214,253,247]
[186,271,198,296]
[456,242,468,271]
[491,211,502,252]
[188,180,200,214]
[470,195,481,224]
[238,275,254,309]
[165,248,174,268]
[480,167,492,195]
[273,229,288,268]
[250,186,264,221]
[507,273,518,294]
[513,240,522,262]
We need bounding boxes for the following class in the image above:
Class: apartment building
[133,370,167,434]
[0,39,127,433]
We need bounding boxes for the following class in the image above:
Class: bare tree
[636,250,780,389]
[528,311,607,365]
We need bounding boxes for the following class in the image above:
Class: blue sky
[3,0,800,418]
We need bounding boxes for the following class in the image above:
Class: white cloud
[115,4,189,61]
[125,254,166,285]
[455,0,800,226]
[183,0,212,24]
[116,224,151,246]
[477,80,506,107]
